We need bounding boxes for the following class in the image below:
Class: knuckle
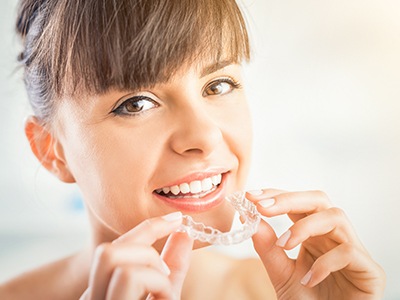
[142,218,158,236]
[142,218,152,227]
[113,266,131,282]
[313,255,329,271]
[329,207,347,220]
[341,242,358,259]
[313,190,329,202]
[329,207,347,224]
[275,192,290,203]
[94,243,115,264]
[111,267,147,298]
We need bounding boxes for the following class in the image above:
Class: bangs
[40,0,250,97]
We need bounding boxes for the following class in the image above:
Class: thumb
[252,219,295,289]
[161,231,194,298]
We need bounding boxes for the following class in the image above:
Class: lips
[153,171,227,212]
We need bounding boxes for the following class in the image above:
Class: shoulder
[0,252,88,300]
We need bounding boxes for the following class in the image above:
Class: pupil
[126,100,143,112]
[211,84,222,94]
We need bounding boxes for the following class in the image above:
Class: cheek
[218,97,253,187]
[235,107,253,187]
[61,123,164,232]
[235,104,253,153]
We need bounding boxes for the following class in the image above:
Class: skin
[54,63,252,244]
[247,189,386,299]
[0,61,385,299]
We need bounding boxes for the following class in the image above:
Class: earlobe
[25,116,75,183]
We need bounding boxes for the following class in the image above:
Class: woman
[0,0,385,299]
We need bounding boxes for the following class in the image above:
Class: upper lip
[153,167,229,190]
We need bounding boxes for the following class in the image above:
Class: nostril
[183,148,204,154]
[170,125,223,157]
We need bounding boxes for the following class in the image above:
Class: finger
[106,266,172,300]
[300,242,382,290]
[249,190,332,219]
[246,188,286,201]
[114,212,183,245]
[252,218,295,290]
[276,207,361,250]
[79,288,90,300]
[161,232,194,299]
[89,244,169,300]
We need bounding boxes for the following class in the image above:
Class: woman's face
[54,62,252,243]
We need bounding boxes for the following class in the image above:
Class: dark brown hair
[16,0,250,124]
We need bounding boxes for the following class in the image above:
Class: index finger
[247,190,332,218]
[113,212,183,245]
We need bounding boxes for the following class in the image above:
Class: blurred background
[0,0,399,298]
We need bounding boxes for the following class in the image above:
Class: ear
[25,116,75,183]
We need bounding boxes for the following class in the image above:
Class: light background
[0,0,399,298]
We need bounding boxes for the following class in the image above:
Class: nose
[169,104,223,158]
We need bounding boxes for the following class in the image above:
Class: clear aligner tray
[179,191,261,246]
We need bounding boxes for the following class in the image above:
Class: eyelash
[111,77,242,117]
[111,96,158,117]
[203,77,242,97]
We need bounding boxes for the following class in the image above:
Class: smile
[153,171,227,212]
[155,174,222,198]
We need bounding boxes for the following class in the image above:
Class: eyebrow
[200,60,235,78]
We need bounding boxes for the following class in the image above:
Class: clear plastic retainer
[179,191,261,246]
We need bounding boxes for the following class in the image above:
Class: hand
[80,212,194,300]
[246,189,386,299]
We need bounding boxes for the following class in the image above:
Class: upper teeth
[156,174,222,195]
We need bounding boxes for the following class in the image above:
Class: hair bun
[16,0,47,38]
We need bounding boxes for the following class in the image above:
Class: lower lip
[153,174,227,213]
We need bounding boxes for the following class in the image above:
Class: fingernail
[258,198,275,208]
[162,211,182,222]
[248,189,263,196]
[276,230,291,247]
[160,259,171,275]
[300,270,312,286]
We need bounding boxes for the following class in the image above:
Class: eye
[112,96,158,116]
[203,78,241,97]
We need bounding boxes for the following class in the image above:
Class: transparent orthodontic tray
[179,191,261,245]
